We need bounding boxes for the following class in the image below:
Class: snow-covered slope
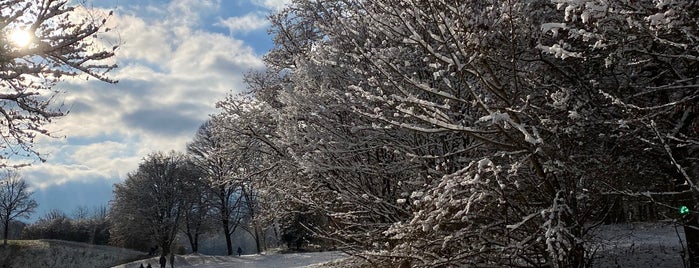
[0,239,146,268]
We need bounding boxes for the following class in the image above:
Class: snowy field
[112,251,347,268]
[111,222,688,268]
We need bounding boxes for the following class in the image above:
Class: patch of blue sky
[30,179,116,222]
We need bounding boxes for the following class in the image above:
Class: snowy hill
[0,239,146,268]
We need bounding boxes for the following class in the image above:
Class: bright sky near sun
[22,0,289,221]
[9,30,32,47]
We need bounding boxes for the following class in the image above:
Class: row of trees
[193,0,698,267]
[107,148,266,256]
[22,206,110,245]
[0,170,110,247]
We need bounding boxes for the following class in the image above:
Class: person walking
[237,247,243,256]
[170,252,175,268]
[159,255,167,268]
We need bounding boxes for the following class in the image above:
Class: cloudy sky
[22,0,289,220]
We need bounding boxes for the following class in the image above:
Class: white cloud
[24,2,265,189]
[168,31,263,74]
[216,13,270,35]
[167,0,220,22]
[108,14,173,63]
[252,0,292,10]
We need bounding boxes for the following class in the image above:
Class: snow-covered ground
[589,221,686,267]
[110,222,688,268]
[112,251,347,268]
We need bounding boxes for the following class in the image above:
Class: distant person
[146,264,152,268]
[149,245,159,256]
[159,255,167,268]
[237,247,243,256]
[139,264,144,268]
[170,253,175,268]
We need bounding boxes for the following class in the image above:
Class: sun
[9,30,32,48]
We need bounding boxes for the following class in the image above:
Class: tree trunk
[685,214,699,268]
[187,232,196,253]
[254,224,262,254]
[223,218,233,255]
[193,233,199,253]
[184,220,200,253]
[3,219,9,246]
[570,240,586,268]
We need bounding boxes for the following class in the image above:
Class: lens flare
[9,30,32,48]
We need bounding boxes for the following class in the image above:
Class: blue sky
[19,0,289,221]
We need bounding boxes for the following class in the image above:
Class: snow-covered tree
[211,0,699,266]
[187,121,243,255]
[109,151,201,256]
[0,0,117,166]
[546,1,699,189]
[541,0,699,263]
[259,0,649,266]
[212,93,290,253]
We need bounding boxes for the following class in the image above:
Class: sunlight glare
[9,30,32,48]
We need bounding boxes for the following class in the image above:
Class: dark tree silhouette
[0,171,37,246]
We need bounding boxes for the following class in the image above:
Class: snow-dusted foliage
[211,0,698,266]
[212,93,293,253]
[187,121,245,255]
[548,0,699,187]
[262,0,601,266]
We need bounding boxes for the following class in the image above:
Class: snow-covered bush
[213,0,698,266]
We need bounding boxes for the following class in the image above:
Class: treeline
[107,150,286,256]
[1,206,110,245]
[105,146,329,256]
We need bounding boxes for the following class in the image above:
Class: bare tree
[0,171,37,246]
[110,151,201,256]
[180,175,212,254]
[0,0,117,166]
[72,206,90,220]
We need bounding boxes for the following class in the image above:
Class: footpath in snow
[113,222,688,268]
[113,251,347,268]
